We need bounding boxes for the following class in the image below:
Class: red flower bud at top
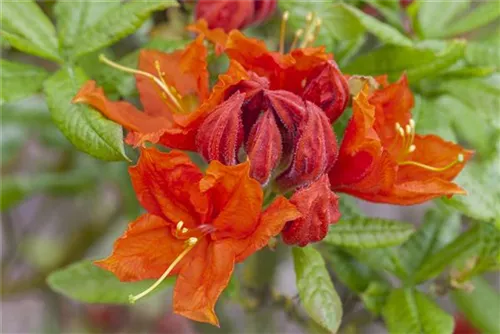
[400,0,414,8]
[302,61,350,123]
[276,101,338,191]
[282,175,340,246]
[196,92,245,165]
[195,0,277,32]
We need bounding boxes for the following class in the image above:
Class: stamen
[408,144,416,153]
[128,237,198,304]
[181,227,188,234]
[279,11,289,54]
[308,18,322,46]
[290,29,303,50]
[300,12,316,48]
[98,54,183,112]
[399,154,464,172]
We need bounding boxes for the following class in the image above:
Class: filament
[399,154,464,172]
[279,11,289,54]
[128,237,198,304]
[290,29,303,50]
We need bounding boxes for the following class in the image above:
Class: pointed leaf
[324,217,414,248]
[54,0,120,51]
[444,1,500,37]
[465,41,500,70]
[0,59,49,104]
[417,0,470,38]
[293,247,342,333]
[0,0,61,62]
[72,0,178,59]
[451,277,500,334]
[47,260,174,304]
[43,67,129,161]
[383,288,454,334]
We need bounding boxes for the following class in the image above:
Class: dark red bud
[195,0,255,32]
[196,92,244,165]
[265,90,305,130]
[302,61,350,123]
[246,110,283,184]
[276,101,338,190]
[253,0,277,23]
[282,174,341,246]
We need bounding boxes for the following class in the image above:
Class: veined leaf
[324,217,414,248]
[293,247,342,333]
[383,288,454,334]
[72,0,178,59]
[1,171,95,211]
[54,0,120,52]
[0,0,61,62]
[346,247,407,278]
[414,223,500,283]
[398,208,461,280]
[465,41,500,70]
[0,59,49,104]
[444,1,500,38]
[43,67,129,161]
[47,260,174,304]
[417,0,470,39]
[451,277,500,334]
[344,41,465,82]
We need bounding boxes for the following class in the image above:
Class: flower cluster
[73,13,471,326]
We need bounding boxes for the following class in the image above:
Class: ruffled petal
[234,196,301,262]
[173,239,235,326]
[187,19,228,55]
[199,160,263,239]
[95,214,185,281]
[129,147,209,228]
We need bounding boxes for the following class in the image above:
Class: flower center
[279,11,322,54]
[98,54,185,113]
[394,119,464,172]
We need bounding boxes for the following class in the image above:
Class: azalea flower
[96,147,300,325]
[195,0,276,32]
[73,36,247,150]
[329,76,473,205]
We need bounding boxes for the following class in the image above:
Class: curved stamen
[98,54,183,112]
[399,154,464,172]
[290,29,303,50]
[128,237,198,304]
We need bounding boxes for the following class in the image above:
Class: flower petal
[129,147,209,228]
[187,19,228,55]
[234,196,301,262]
[199,160,263,239]
[95,214,185,281]
[195,0,254,32]
[174,239,235,326]
[282,175,340,246]
[72,80,168,134]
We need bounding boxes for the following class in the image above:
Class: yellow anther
[128,237,199,304]
[176,221,184,231]
[406,124,412,135]
[408,144,416,153]
[409,119,415,129]
[290,29,303,50]
[306,12,313,23]
[398,127,405,137]
[181,227,188,234]
[279,11,289,54]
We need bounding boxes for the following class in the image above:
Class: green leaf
[43,67,129,161]
[465,41,500,70]
[415,223,500,283]
[0,59,49,104]
[444,1,500,38]
[339,4,413,47]
[54,0,120,52]
[47,260,174,304]
[412,95,458,142]
[398,208,461,279]
[347,247,407,278]
[417,0,470,38]
[344,41,465,82]
[1,171,95,211]
[0,0,61,62]
[383,288,454,334]
[443,156,500,222]
[324,217,414,248]
[1,124,27,167]
[293,247,342,333]
[71,0,178,59]
[451,277,500,334]
[360,281,391,316]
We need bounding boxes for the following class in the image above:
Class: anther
[408,145,416,153]
[176,221,184,231]
[398,127,405,137]
[128,237,199,304]
[181,227,188,234]
[406,124,412,135]
[290,29,303,50]
[279,11,289,54]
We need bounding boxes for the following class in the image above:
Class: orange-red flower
[195,0,276,32]
[96,147,300,326]
[73,37,248,150]
[329,76,473,205]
